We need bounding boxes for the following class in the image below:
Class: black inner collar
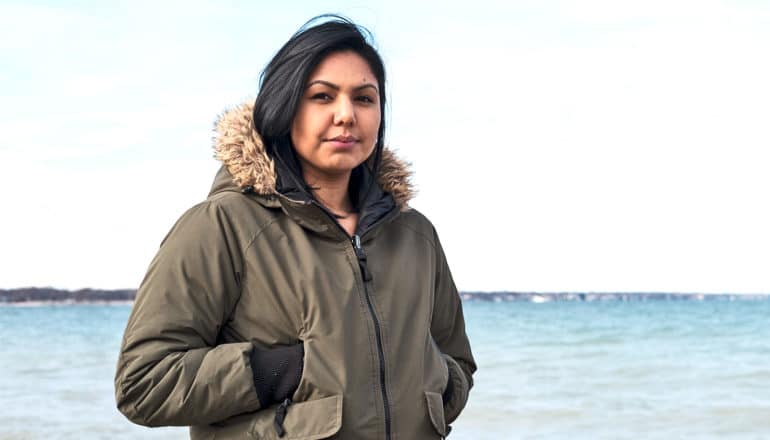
[270,141,396,236]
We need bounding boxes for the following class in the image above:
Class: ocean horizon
[2,287,769,306]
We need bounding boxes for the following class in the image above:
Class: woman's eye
[356,95,375,103]
[310,93,332,101]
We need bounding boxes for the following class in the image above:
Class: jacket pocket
[249,394,342,440]
[427,337,450,393]
[424,391,448,437]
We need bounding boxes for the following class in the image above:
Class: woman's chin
[303,158,368,179]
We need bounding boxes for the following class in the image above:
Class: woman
[115,15,476,439]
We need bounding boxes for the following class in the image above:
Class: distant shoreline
[0,288,136,305]
[1,288,768,305]
[461,291,770,302]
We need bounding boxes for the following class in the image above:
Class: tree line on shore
[0,288,136,303]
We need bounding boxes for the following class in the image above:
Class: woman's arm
[114,201,292,426]
[430,228,477,424]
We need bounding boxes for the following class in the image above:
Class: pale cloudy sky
[1,0,768,293]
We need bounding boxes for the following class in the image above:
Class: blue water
[1,300,769,439]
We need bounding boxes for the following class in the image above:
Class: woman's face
[291,51,381,182]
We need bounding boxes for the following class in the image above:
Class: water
[1,300,768,439]
[455,300,770,439]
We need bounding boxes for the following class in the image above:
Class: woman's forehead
[307,51,378,87]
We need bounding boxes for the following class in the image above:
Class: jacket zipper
[352,234,392,440]
[303,198,394,439]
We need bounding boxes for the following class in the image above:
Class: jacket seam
[391,220,438,252]
[226,214,281,322]
[218,211,280,412]
[202,196,280,325]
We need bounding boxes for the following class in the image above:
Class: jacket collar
[211,101,415,210]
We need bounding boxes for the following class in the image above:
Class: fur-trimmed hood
[213,101,414,209]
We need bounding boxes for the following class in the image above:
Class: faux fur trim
[213,101,415,209]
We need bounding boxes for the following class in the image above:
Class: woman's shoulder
[166,192,278,245]
[391,207,441,247]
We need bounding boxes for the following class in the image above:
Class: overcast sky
[1,0,768,293]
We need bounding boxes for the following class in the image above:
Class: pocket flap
[424,391,448,436]
[250,395,342,440]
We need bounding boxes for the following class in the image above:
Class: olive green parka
[115,102,476,439]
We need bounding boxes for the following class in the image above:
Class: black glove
[249,343,304,408]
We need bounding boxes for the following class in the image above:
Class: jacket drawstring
[274,398,292,437]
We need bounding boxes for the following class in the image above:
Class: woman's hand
[249,343,304,407]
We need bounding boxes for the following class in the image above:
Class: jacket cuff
[441,354,470,424]
[249,343,304,408]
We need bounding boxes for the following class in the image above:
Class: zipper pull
[352,235,373,282]
[274,397,292,438]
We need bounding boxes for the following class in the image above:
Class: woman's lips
[325,136,359,148]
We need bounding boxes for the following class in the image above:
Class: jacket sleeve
[430,228,477,424]
[114,201,261,426]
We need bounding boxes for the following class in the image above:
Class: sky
[1,0,769,293]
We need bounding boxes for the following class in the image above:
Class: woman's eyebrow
[307,80,378,93]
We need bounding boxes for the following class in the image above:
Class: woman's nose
[333,97,356,126]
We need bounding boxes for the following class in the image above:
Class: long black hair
[252,15,387,196]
